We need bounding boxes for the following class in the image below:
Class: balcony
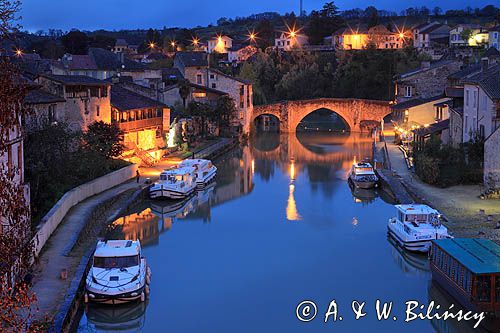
[115,117,163,132]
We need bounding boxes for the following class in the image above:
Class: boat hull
[348,176,377,189]
[195,169,217,190]
[149,186,196,200]
[387,225,432,253]
[85,285,146,305]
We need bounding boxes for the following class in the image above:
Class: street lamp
[192,37,199,47]
[149,42,156,49]
[15,48,23,57]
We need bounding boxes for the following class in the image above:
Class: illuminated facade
[449,25,489,47]
[275,31,309,51]
[36,74,111,131]
[111,85,170,155]
[207,35,233,54]
[334,25,405,50]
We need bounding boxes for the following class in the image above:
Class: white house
[275,32,309,51]
[207,35,233,54]
[449,24,489,47]
[488,26,500,51]
[462,62,500,142]
[413,22,450,49]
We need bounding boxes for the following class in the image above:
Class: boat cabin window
[405,214,428,223]
[476,275,491,302]
[355,167,373,173]
[161,174,186,182]
[94,255,140,269]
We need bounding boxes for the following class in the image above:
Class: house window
[7,145,12,175]
[404,86,412,97]
[465,90,470,106]
[465,115,468,133]
[17,144,22,182]
[436,107,443,121]
[211,83,216,89]
[479,125,485,139]
[239,111,244,120]
[473,91,477,108]
[48,105,55,123]
[210,74,215,79]
[96,106,100,117]
[196,74,202,85]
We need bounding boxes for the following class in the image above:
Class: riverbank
[31,182,143,325]
[384,137,500,242]
[31,137,238,330]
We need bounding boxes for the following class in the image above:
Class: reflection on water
[81,302,147,333]
[77,132,467,333]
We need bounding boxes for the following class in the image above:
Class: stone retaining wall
[32,164,138,257]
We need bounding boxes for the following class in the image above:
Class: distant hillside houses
[333,24,405,50]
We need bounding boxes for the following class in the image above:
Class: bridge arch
[252,98,391,133]
[295,107,351,132]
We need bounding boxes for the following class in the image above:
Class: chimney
[481,57,489,72]
[421,61,431,69]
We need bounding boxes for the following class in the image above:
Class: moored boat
[349,162,378,189]
[149,166,197,200]
[180,159,217,189]
[430,238,500,330]
[387,204,452,253]
[85,240,152,305]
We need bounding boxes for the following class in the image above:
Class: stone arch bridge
[252,98,392,132]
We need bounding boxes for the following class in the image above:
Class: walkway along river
[75,133,484,333]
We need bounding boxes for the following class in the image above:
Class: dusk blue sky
[21,0,493,31]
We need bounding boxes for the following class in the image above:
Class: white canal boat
[348,162,378,189]
[180,159,217,189]
[85,240,151,304]
[149,166,197,200]
[387,204,452,253]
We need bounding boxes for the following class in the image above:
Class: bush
[414,154,440,185]
[25,122,130,225]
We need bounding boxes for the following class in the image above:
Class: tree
[460,29,473,43]
[215,95,237,135]
[0,1,42,331]
[24,122,78,221]
[432,6,442,17]
[178,79,191,108]
[187,101,213,137]
[305,1,343,45]
[255,19,274,50]
[61,30,89,54]
[365,6,379,28]
[82,121,124,159]
[89,34,116,50]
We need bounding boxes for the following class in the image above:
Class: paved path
[31,181,142,321]
[385,137,500,241]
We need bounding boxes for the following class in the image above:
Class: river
[75,133,477,333]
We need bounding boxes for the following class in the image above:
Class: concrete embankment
[373,138,415,204]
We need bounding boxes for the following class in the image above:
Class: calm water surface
[76,133,473,333]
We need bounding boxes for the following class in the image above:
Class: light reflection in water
[76,132,469,333]
[286,184,302,221]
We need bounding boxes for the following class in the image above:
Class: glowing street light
[191,37,199,47]
[15,48,23,57]
[149,42,156,49]
[170,40,176,49]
